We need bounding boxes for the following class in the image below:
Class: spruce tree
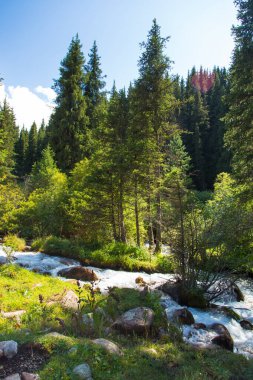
[225,0,253,190]
[0,100,18,180]
[85,41,106,123]
[26,122,38,174]
[48,35,89,172]
[131,19,176,252]
[37,119,47,160]
[205,67,230,188]
[15,127,29,178]
[180,69,209,190]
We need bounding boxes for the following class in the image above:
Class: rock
[210,323,234,352]
[0,348,3,357]
[112,307,154,335]
[73,363,92,379]
[82,313,94,333]
[92,338,123,355]
[61,290,79,310]
[211,323,231,336]
[193,323,206,330]
[58,266,99,281]
[69,346,78,354]
[213,306,241,321]
[0,340,18,359]
[4,375,21,380]
[24,245,32,251]
[58,258,76,266]
[160,280,181,301]
[1,310,26,322]
[44,332,68,339]
[159,281,207,308]
[173,308,195,325]
[240,320,253,330]
[135,276,146,286]
[233,284,244,302]
[21,373,40,380]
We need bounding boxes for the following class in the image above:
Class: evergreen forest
[0,1,253,379]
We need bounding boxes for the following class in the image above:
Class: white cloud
[0,84,56,129]
[35,85,57,102]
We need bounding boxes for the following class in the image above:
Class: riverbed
[0,246,252,358]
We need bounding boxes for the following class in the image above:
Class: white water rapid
[0,246,252,358]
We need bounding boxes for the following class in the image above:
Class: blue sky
[0,0,237,128]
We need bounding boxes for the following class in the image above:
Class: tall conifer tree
[225,0,253,190]
[48,35,89,172]
[0,100,18,180]
[132,19,176,252]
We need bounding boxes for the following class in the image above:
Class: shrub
[3,234,26,251]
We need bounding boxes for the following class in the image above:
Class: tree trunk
[147,181,154,248]
[110,174,118,241]
[119,177,127,243]
[154,131,162,253]
[134,176,141,247]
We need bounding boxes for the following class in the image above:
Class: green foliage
[49,35,89,172]
[0,182,24,234]
[225,0,253,192]
[0,265,253,379]
[105,287,167,330]
[0,100,18,181]
[3,234,26,251]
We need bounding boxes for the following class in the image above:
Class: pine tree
[26,122,38,174]
[37,119,47,160]
[131,19,176,252]
[106,86,129,243]
[0,99,18,180]
[85,41,106,123]
[205,67,230,188]
[15,127,29,178]
[225,0,253,190]
[48,35,89,172]
[180,69,209,190]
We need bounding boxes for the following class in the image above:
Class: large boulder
[0,340,18,359]
[112,307,154,335]
[92,338,123,355]
[1,310,26,323]
[240,320,253,330]
[233,284,244,302]
[159,281,208,308]
[57,266,98,281]
[73,363,92,380]
[61,290,79,310]
[47,290,79,310]
[210,323,234,352]
[173,308,195,325]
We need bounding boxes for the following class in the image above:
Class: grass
[0,264,253,379]
[3,234,26,251]
[31,236,175,273]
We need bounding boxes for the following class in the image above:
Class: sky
[0,0,238,129]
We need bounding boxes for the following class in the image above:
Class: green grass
[0,264,253,379]
[31,236,175,273]
[3,234,26,251]
[37,337,253,380]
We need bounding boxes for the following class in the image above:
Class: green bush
[31,236,174,273]
[3,234,26,251]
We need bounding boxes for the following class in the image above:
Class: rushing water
[0,246,253,358]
